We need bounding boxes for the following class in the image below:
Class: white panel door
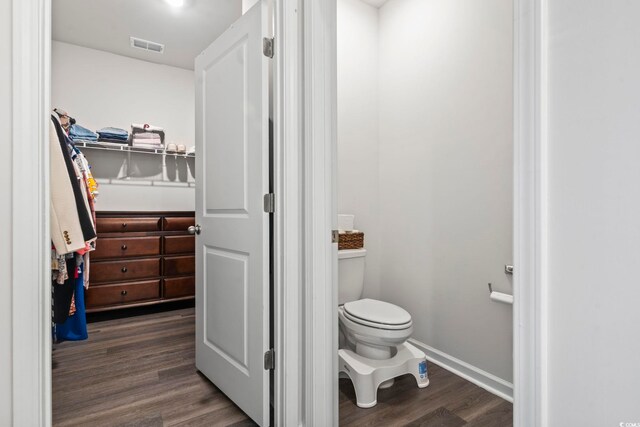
[194,3,270,425]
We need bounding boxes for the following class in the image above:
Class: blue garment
[69,124,98,141]
[96,127,129,141]
[55,265,88,342]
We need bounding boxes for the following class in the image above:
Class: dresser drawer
[91,258,161,283]
[163,255,196,276]
[92,236,161,260]
[97,217,161,233]
[164,235,195,255]
[163,216,195,232]
[86,280,160,308]
[163,276,195,299]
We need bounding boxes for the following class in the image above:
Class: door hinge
[263,193,275,213]
[332,229,340,244]
[263,37,274,58]
[264,349,275,370]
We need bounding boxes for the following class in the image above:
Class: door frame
[10,0,52,425]
[10,0,547,425]
[299,0,549,426]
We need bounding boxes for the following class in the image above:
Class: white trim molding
[409,339,514,403]
[11,0,52,425]
[302,0,339,425]
[513,0,548,425]
[272,0,304,425]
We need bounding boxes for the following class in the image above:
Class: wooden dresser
[86,211,196,313]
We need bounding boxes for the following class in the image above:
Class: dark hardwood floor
[52,307,512,426]
[340,368,512,426]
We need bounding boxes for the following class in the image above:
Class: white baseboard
[408,338,513,403]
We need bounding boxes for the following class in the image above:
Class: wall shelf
[73,140,195,158]
[95,178,195,188]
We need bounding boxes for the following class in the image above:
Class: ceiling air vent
[130,37,165,54]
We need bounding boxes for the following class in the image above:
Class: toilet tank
[338,248,366,305]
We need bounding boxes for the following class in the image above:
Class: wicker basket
[338,231,364,250]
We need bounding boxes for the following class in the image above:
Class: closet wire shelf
[74,140,195,158]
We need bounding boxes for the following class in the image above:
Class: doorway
[48,1,273,425]
[300,0,546,425]
[335,0,514,423]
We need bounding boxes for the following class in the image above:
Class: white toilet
[338,248,430,408]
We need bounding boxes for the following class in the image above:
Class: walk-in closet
[50,0,240,424]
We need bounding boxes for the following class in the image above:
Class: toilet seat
[343,299,412,330]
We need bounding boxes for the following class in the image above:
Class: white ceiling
[360,0,389,8]
[52,0,242,70]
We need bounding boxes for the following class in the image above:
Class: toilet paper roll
[338,214,355,231]
[490,291,514,305]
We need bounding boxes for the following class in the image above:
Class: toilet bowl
[339,298,413,359]
[338,248,429,407]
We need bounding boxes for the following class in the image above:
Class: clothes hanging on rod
[54,263,88,341]
[51,115,97,249]
[50,110,99,342]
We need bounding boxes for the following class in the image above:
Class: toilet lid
[343,298,412,329]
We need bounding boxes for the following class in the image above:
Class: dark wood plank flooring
[339,369,512,426]
[53,307,512,426]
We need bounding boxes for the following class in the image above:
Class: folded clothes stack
[131,132,163,150]
[96,127,130,144]
[68,124,98,142]
[131,123,165,150]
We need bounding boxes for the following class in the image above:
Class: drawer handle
[122,223,128,228]
[121,244,128,250]
[121,267,128,273]
[121,290,128,296]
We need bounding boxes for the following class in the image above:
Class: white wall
[52,41,195,211]
[337,0,381,299]
[376,0,513,383]
[0,0,13,423]
[547,1,640,423]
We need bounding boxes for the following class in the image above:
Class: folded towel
[69,124,98,141]
[131,137,163,145]
[132,123,164,132]
[134,132,162,140]
[131,138,163,148]
[131,143,164,150]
